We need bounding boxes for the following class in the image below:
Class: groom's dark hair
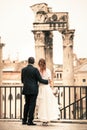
[28,57,35,64]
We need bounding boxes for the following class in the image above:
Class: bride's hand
[48,78,53,86]
[48,78,51,84]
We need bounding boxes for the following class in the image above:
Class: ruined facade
[30,3,75,86]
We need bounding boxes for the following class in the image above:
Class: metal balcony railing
[0,86,87,120]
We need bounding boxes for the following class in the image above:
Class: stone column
[45,31,53,77]
[62,30,75,118]
[33,31,45,65]
[62,30,75,86]
[0,37,5,118]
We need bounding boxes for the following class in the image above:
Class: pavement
[0,119,87,130]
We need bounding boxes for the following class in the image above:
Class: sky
[0,0,87,64]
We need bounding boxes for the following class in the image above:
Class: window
[16,93,21,99]
[57,73,59,78]
[8,94,13,100]
[56,72,62,79]
[82,79,86,82]
[60,73,62,79]
[74,79,76,82]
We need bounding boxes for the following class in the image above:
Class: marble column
[62,30,75,118]
[62,30,75,86]
[45,31,53,77]
[33,30,53,76]
[33,31,45,66]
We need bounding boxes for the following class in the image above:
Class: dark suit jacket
[21,64,48,95]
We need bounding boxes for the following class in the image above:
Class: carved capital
[62,30,75,39]
[62,30,75,47]
[33,31,45,43]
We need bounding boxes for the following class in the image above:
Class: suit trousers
[23,94,37,123]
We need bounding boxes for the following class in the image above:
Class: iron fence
[0,86,87,120]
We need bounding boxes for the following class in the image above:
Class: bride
[37,58,60,126]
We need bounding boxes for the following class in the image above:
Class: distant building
[2,58,27,86]
[53,54,87,87]
[2,55,87,87]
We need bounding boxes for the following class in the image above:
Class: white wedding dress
[37,68,60,122]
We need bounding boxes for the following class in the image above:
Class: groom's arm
[35,68,48,84]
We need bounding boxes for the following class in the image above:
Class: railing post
[0,39,5,118]
[86,87,87,119]
[0,88,1,117]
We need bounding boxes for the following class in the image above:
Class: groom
[21,57,49,125]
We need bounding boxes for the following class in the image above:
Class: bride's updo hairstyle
[38,58,46,70]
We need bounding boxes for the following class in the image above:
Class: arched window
[8,94,13,100]
[16,93,21,99]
